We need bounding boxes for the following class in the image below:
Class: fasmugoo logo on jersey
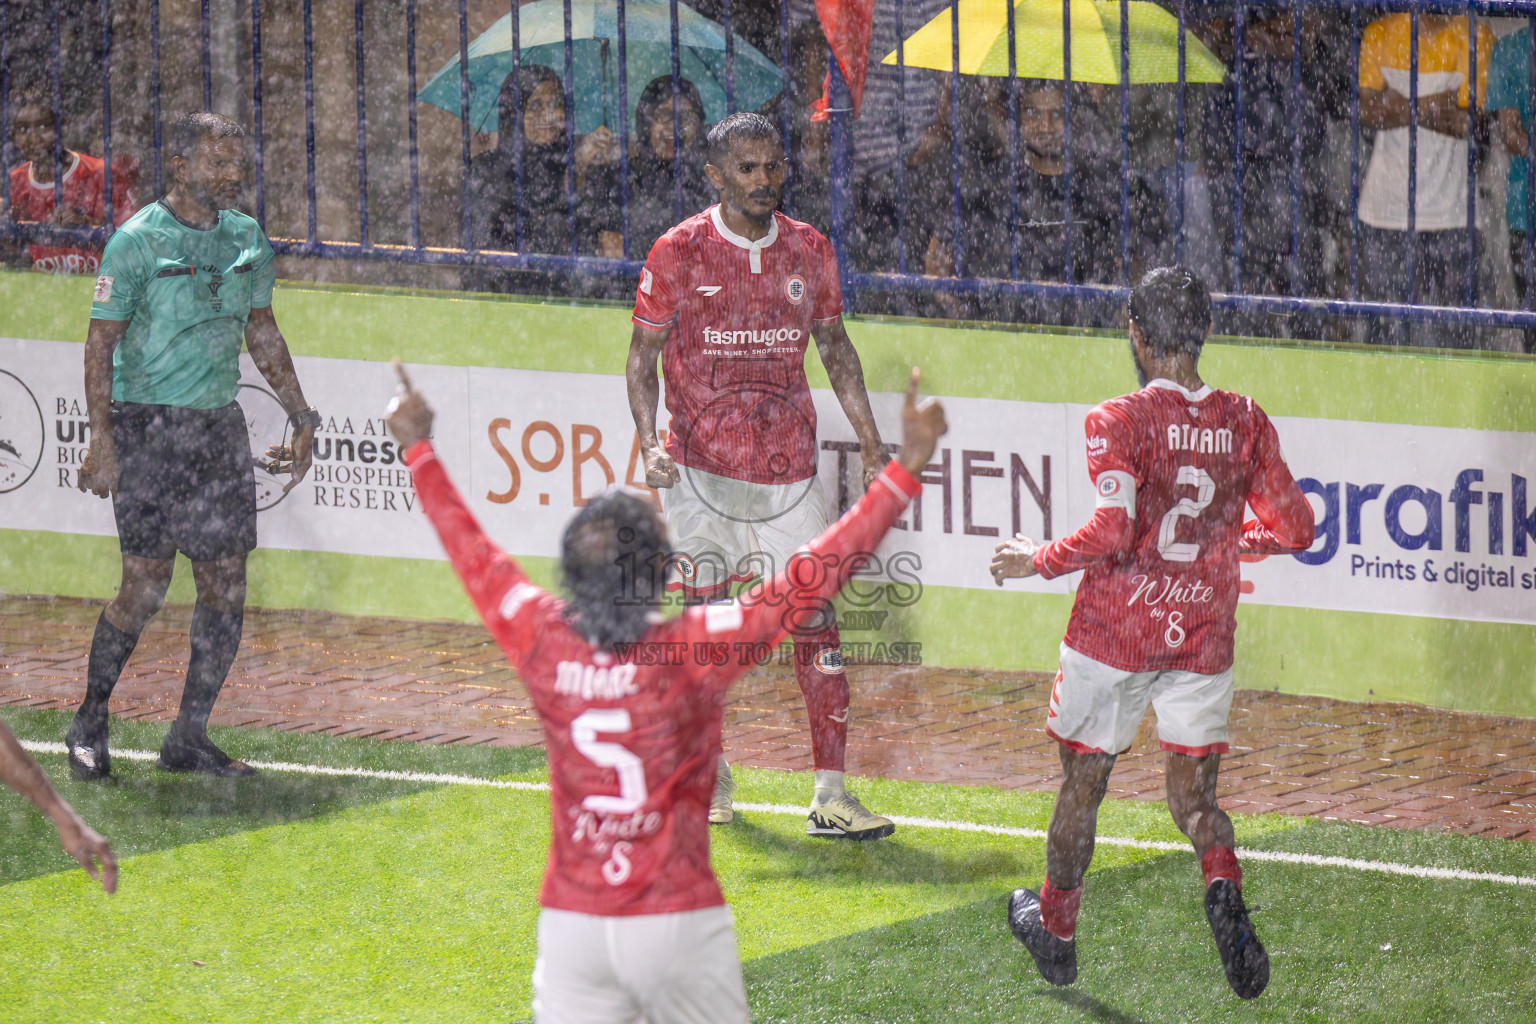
[0,369,45,494]
[785,275,806,304]
[701,327,802,346]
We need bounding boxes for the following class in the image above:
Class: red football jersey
[632,205,842,485]
[406,440,920,916]
[8,153,137,274]
[1034,380,1314,675]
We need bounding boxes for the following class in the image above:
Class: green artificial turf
[1,709,1533,1023]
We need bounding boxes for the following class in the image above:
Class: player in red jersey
[388,362,945,1023]
[626,112,896,838]
[3,90,138,274]
[990,267,1314,999]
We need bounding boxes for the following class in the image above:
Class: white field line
[19,740,547,791]
[23,741,1536,887]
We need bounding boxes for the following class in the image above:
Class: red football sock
[1040,878,1081,940]
[1201,845,1243,889]
[792,627,848,771]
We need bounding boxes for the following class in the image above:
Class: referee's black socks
[75,612,143,734]
[171,602,245,740]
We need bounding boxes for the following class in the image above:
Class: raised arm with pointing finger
[388,360,943,1020]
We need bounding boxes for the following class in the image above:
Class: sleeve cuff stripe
[878,461,924,500]
[404,441,437,468]
[632,314,673,328]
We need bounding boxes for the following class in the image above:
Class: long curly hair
[559,489,671,649]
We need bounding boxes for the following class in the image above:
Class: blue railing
[6,0,1536,336]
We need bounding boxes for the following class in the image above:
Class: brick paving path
[3,595,1535,840]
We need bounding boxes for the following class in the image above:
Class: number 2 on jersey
[1157,466,1215,562]
[571,708,648,814]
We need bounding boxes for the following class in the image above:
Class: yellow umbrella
[880,0,1226,84]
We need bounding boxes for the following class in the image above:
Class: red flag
[812,0,876,120]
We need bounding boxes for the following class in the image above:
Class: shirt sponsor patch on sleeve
[498,581,538,622]
[1086,434,1109,457]
[93,275,114,302]
[704,600,744,635]
[640,267,654,296]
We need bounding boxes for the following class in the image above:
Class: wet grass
[1,710,1532,1023]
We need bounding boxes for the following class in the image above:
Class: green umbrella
[880,0,1226,84]
[419,0,783,136]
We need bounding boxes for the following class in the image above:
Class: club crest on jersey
[674,554,697,582]
[784,275,806,304]
[812,648,843,675]
[93,274,114,302]
[1098,475,1121,498]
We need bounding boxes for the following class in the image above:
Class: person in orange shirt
[1356,13,1494,348]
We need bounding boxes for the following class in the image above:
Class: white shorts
[532,905,749,1024]
[662,465,831,593]
[1046,643,1235,757]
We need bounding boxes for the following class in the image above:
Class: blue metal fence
[6,0,1536,335]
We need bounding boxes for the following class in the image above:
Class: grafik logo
[0,369,45,494]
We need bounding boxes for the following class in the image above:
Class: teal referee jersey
[90,199,276,409]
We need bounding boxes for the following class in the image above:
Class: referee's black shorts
[110,401,257,562]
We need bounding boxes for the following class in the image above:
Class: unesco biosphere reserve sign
[4,336,1536,627]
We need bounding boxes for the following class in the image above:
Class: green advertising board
[3,270,1534,717]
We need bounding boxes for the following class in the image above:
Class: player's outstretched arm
[991,534,1043,584]
[625,324,679,489]
[995,409,1139,585]
[812,319,889,489]
[998,504,1137,585]
[724,369,943,651]
[246,306,316,494]
[387,362,533,641]
[1240,420,1315,555]
[0,719,116,893]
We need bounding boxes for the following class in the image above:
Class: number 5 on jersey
[571,708,648,814]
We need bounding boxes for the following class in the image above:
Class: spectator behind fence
[915,78,1158,324]
[1356,12,1493,348]
[1202,10,1353,314]
[3,89,139,274]
[587,76,714,260]
[464,65,617,291]
[764,24,905,276]
[1487,22,1536,356]
[782,105,905,278]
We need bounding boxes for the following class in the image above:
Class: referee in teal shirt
[67,112,320,779]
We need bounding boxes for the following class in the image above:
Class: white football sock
[813,769,846,804]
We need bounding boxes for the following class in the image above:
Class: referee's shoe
[157,728,257,778]
[65,718,112,781]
